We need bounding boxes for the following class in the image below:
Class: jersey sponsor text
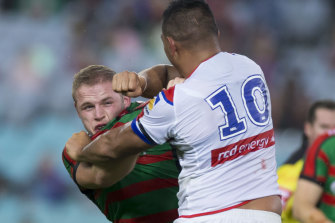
[211,129,275,166]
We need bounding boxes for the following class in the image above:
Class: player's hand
[166,77,185,89]
[112,71,146,97]
[65,131,91,161]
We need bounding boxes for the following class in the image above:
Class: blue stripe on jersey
[161,91,173,105]
[131,119,155,145]
[154,94,160,105]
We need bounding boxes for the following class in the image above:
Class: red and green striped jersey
[300,129,335,222]
[62,102,180,223]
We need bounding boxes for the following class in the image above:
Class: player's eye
[82,105,94,110]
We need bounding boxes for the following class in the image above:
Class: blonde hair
[72,65,116,102]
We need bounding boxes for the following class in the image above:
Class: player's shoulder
[320,131,335,153]
[148,86,175,108]
[161,86,175,105]
[130,101,147,111]
[224,52,261,71]
[143,87,176,117]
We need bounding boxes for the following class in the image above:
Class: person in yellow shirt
[277,100,335,223]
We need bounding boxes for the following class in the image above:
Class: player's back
[171,52,280,216]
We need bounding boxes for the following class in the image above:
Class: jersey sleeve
[62,147,80,186]
[300,134,331,186]
[131,87,176,145]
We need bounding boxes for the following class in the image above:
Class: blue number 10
[205,75,270,140]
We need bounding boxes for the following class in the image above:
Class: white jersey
[131,52,280,217]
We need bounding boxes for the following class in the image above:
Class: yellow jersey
[277,159,304,223]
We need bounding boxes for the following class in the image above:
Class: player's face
[305,108,335,146]
[74,81,131,136]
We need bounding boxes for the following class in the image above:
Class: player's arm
[66,123,152,165]
[63,146,138,189]
[112,64,181,98]
[76,155,138,189]
[64,130,142,188]
[293,178,332,223]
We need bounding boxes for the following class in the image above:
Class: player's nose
[94,106,105,120]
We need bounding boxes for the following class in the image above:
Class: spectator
[277,100,335,223]
[293,128,335,223]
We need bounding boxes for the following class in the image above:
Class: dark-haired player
[278,100,335,223]
[293,128,335,222]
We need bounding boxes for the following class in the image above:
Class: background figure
[277,100,335,223]
[293,129,335,223]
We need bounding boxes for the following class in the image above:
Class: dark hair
[306,100,335,123]
[162,0,218,45]
[72,65,116,102]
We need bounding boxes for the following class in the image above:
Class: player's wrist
[139,75,147,93]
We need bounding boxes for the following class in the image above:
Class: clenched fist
[65,131,91,161]
[112,71,146,97]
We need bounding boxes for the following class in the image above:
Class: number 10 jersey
[131,52,280,218]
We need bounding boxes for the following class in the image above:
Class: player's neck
[178,48,221,78]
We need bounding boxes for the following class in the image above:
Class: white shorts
[174,209,281,223]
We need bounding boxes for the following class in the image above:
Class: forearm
[293,179,330,223]
[76,133,114,164]
[76,155,138,189]
[139,64,180,98]
[74,125,149,188]
[77,124,150,163]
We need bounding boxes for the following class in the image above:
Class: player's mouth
[95,124,106,132]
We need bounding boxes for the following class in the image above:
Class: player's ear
[166,36,177,57]
[123,96,131,107]
[304,122,312,139]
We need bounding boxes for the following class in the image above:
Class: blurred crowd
[0,0,335,222]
